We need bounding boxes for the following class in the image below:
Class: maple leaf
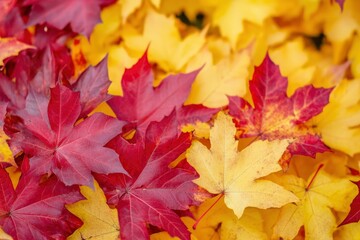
[271,166,358,240]
[211,0,277,48]
[67,181,120,240]
[334,222,360,239]
[10,84,127,186]
[1,45,108,115]
[228,54,333,160]
[185,46,250,108]
[107,51,218,135]
[340,180,360,226]
[95,113,202,240]
[72,56,111,117]
[0,46,71,111]
[124,10,206,72]
[24,0,112,38]
[310,79,360,156]
[183,196,268,240]
[186,112,298,218]
[0,167,83,240]
[0,37,34,65]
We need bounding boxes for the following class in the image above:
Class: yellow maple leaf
[120,0,161,23]
[311,79,360,156]
[120,0,142,23]
[334,222,360,240]
[0,38,35,65]
[297,0,322,19]
[322,0,359,45]
[271,167,358,240]
[348,34,360,78]
[67,181,120,240]
[123,10,206,72]
[270,38,316,95]
[151,196,269,240]
[185,46,250,108]
[189,196,268,240]
[182,121,211,139]
[212,0,277,48]
[186,112,298,218]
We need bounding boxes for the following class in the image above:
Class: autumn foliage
[0,0,360,239]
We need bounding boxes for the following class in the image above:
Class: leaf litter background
[0,0,360,239]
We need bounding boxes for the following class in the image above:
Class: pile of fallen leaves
[0,0,359,239]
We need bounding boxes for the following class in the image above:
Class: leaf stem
[193,193,224,230]
[306,164,324,191]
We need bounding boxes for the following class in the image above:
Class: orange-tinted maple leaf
[228,54,333,160]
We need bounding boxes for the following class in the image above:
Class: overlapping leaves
[1,0,360,239]
[228,54,333,166]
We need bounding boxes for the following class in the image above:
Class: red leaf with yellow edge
[108,51,218,136]
[95,113,203,240]
[340,180,360,226]
[0,167,83,240]
[228,54,332,159]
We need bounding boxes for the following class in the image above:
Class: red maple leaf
[95,113,203,240]
[0,46,71,110]
[10,84,127,186]
[24,0,110,37]
[72,56,111,117]
[0,166,83,240]
[108,51,218,135]
[1,45,107,117]
[228,54,333,159]
[339,180,360,226]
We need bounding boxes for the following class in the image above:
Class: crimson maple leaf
[95,113,203,240]
[228,54,332,160]
[1,45,107,116]
[0,166,83,240]
[24,0,112,37]
[0,46,72,110]
[10,84,127,186]
[72,56,111,117]
[108,51,218,135]
[339,180,360,226]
